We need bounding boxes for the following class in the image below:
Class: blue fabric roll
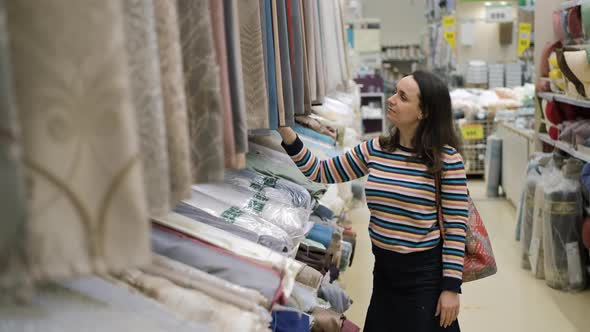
[307,223,334,248]
[581,162,590,193]
[263,0,278,129]
[271,310,311,332]
[293,123,335,145]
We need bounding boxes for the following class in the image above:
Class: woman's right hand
[277,127,297,145]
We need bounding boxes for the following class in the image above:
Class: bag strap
[434,172,446,243]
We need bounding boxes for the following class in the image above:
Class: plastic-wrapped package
[192,183,311,243]
[181,190,293,252]
[224,169,314,211]
[521,155,551,269]
[530,162,550,279]
[543,158,587,291]
[485,135,502,197]
[247,142,327,200]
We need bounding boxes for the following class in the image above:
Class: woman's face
[386,75,422,129]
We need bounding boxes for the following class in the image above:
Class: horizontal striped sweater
[282,136,469,292]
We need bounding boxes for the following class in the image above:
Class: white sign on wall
[485,5,513,23]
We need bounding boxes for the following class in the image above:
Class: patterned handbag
[435,174,498,282]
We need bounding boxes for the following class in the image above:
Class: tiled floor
[340,180,590,331]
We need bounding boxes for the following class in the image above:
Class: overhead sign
[442,15,456,48]
[517,23,532,57]
[485,5,513,23]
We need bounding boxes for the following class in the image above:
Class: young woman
[278,71,467,331]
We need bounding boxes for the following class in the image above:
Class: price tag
[442,15,456,48]
[461,124,484,140]
[517,23,532,57]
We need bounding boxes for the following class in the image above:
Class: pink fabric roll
[210,0,238,169]
[568,6,583,39]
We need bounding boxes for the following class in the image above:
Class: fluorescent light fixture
[485,2,492,6]
[499,1,508,5]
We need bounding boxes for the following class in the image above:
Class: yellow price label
[442,16,456,28]
[443,31,456,48]
[517,23,532,57]
[461,124,484,140]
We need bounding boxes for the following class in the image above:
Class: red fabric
[544,101,563,124]
[582,217,590,249]
[286,0,295,71]
[568,6,583,39]
[341,319,361,332]
[548,126,560,140]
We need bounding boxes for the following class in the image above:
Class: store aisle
[340,180,590,331]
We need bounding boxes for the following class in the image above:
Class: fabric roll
[0,277,209,332]
[223,0,248,162]
[300,0,312,115]
[302,0,317,101]
[318,0,345,94]
[237,0,270,130]
[271,0,286,126]
[318,280,352,314]
[262,0,279,130]
[276,0,295,126]
[311,308,343,332]
[311,0,325,102]
[3,0,149,286]
[151,225,285,304]
[295,265,323,291]
[271,310,311,332]
[288,0,305,115]
[123,0,171,217]
[210,0,238,168]
[119,269,271,332]
[177,0,225,183]
[286,282,318,313]
[153,0,192,205]
[0,0,27,260]
[484,135,502,198]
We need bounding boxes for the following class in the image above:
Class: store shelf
[537,133,590,162]
[360,92,385,98]
[537,92,590,109]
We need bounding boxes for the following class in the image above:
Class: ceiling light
[499,1,508,5]
[485,2,492,6]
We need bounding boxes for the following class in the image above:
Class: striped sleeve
[281,135,371,184]
[440,146,469,292]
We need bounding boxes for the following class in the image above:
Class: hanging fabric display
[237,0,270,130]
[275,0,295,126]
[2,0,150,286]
[0,0,27,264]
[153,0,192,205]
[302,0,316,102]
[299,0,312,115]
[311,0,326,103]
[209,0,238,169]
[123,0,171,217]
[177,0,225,183]
[288,0,305,116]
[260,0,279,130]
[223,0,248,166]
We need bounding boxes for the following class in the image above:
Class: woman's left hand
[435,290,460,328]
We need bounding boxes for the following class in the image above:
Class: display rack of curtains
[2,0,150,287]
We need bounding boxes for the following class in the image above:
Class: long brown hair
[379,70,461,173]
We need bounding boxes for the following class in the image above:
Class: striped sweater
[282,136,469,292]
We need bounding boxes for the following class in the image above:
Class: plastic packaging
[182,190,293,252]
[485,134,503,197]
[192,183,311,243]
[224,169,314,211]
[521,154,552,269]
[543,158,587,291]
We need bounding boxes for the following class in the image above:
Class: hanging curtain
[276,0,295,126]
[210,0,239,169]
[287,0,305,115]
[3,0,150,286]
[0,0,27,266]
[299,0,312,115]
[271,0,287,126]
[223,0,248,166]
[312,0,326,103]
[260,0,279,130]
[123,0,171,217]
[237,0,270,130]
[177,0,225,183]
[153,0,192,205]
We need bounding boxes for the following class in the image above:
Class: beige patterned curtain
[123,0,171,217]
[177,0,225,183]
[153,0,192,205]
[2,0,150,287]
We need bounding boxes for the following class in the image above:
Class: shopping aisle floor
[340,180,590,331]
